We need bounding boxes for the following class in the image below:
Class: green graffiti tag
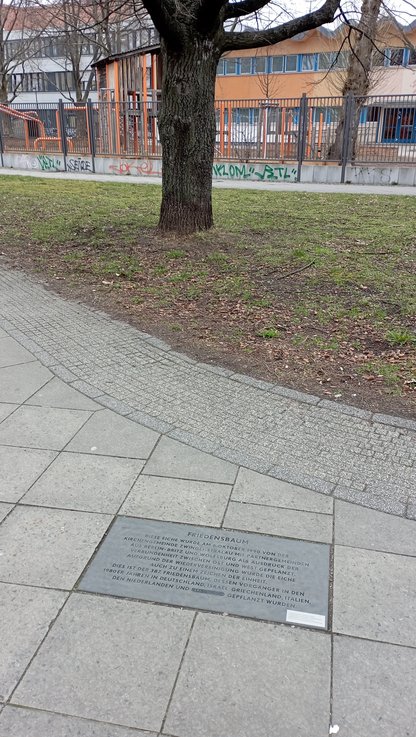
[212,163,297,182]
[37,155,63,172]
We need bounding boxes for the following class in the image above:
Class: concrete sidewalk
[2,165,416,195]
[0,272,415,736]
[0,268,415,518]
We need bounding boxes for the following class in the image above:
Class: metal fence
[1,93,416,176]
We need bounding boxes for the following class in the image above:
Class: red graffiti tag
[109,160,155,176]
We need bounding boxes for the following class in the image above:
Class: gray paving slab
[144,437,237,484]
[66,409,159,459]
[232,467,333,513]
[0,583,66,701]
[333,545,416,646]
[23,453,144,513]
[0,328,7,338]
[0,447,57,503]
[335,499,416,556]
[332,635,416,737]
[0,403,18,423]
[224,501,333,543]
[0,363,52,404]
[0,337,34,369]
[13,594,194,732]
[0,506,111,588]
[0,707,154,737]
[26,377,100,410]
[0,503,13,523]
[0,406,92,450]
[120,475,232,526]
[165,613,331,737]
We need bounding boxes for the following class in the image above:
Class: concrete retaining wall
[2,151,416,187]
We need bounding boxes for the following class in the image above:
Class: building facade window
[382,107,416,142]
[372,47,407,67]
[301,53,316,71]
[7,70,94,94]
[285,54,298,72]
[240,57,252,74]
[317,51,333,69]
[225,58,239,74]
[387,47,405,66]
[217,51,353,76]
[270,55,284,72]
[253,56,267,73]
[312,105,341,123]
[232,107,259,125]
[217,59,226,75]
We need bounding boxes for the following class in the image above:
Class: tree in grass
[140,0,341,233]
[327,0,383,160]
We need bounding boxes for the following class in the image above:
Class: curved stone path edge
[0,266,415,519]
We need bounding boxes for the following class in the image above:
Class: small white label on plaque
[286,610,326,628]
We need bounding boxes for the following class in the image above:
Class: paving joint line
[159,611,197,735]
[3,702,157,734]
[5,591,71,707]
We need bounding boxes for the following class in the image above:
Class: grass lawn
[1,175,415,417]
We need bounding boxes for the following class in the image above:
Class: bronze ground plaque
[79,517,330,628]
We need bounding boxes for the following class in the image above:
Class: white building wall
[5,23,156,105]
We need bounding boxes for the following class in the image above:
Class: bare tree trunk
[328,0,382,161]
[74,75,83,103]
[158,39,219,233]
[141,0,340,233]
[0,77,8,104]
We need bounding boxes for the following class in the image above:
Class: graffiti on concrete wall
[347,166,393,185]
[212,162,298,181]
[108,160,157,176]
[67,157,92,173]
[37,155,92,173]
[106,159,297,182]
[5,153,91,173]
[6,153,298,182]
[37,155,63,172]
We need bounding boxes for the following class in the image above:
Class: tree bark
[158,39,219,233]
[140,0,340,233]
[0,79,8,104]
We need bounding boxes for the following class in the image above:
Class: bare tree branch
[224,0,271,20]
[223,0,341,50]
[31,0,149,102]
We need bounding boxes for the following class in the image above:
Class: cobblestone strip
[0,267,415,517]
